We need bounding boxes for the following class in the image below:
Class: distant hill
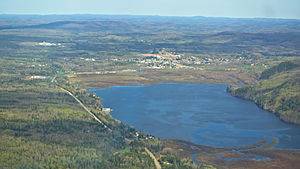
[1,14,300,33]
[29,21,134,32]
[0,20,135,32]
[228,60,300,124]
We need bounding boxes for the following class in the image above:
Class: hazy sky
[1,0,300,19]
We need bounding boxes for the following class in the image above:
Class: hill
[228,60,300,124]
[0,20,135,32]
[1,14,300,33]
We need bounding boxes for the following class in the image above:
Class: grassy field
[68,68,257,89]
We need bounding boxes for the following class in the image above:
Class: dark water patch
[89,83,300,149]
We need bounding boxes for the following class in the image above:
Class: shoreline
[86,82,299,148]
[81,80,300,167]
[84,80,242,90]
[227,86,300,125]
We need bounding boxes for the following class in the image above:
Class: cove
[88,83,300,149]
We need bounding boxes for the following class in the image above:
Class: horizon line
[0,13,299,20]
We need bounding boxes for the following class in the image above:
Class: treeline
[260,61,299,79]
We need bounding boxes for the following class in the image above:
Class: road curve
[145,147,162,169]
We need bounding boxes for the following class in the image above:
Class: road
[53,76,162,166]
[145,147,162,169]
[50,75,57,83]
[51,75,110,130]
[59,87,110,130]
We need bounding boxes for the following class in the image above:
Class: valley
[0,14,299,168]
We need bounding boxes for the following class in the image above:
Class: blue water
[89,83,300,149]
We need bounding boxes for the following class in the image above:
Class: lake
[88,83,300,149]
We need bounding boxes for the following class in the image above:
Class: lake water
[88,83,300,149]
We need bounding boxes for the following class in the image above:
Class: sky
[0,0,300,19]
